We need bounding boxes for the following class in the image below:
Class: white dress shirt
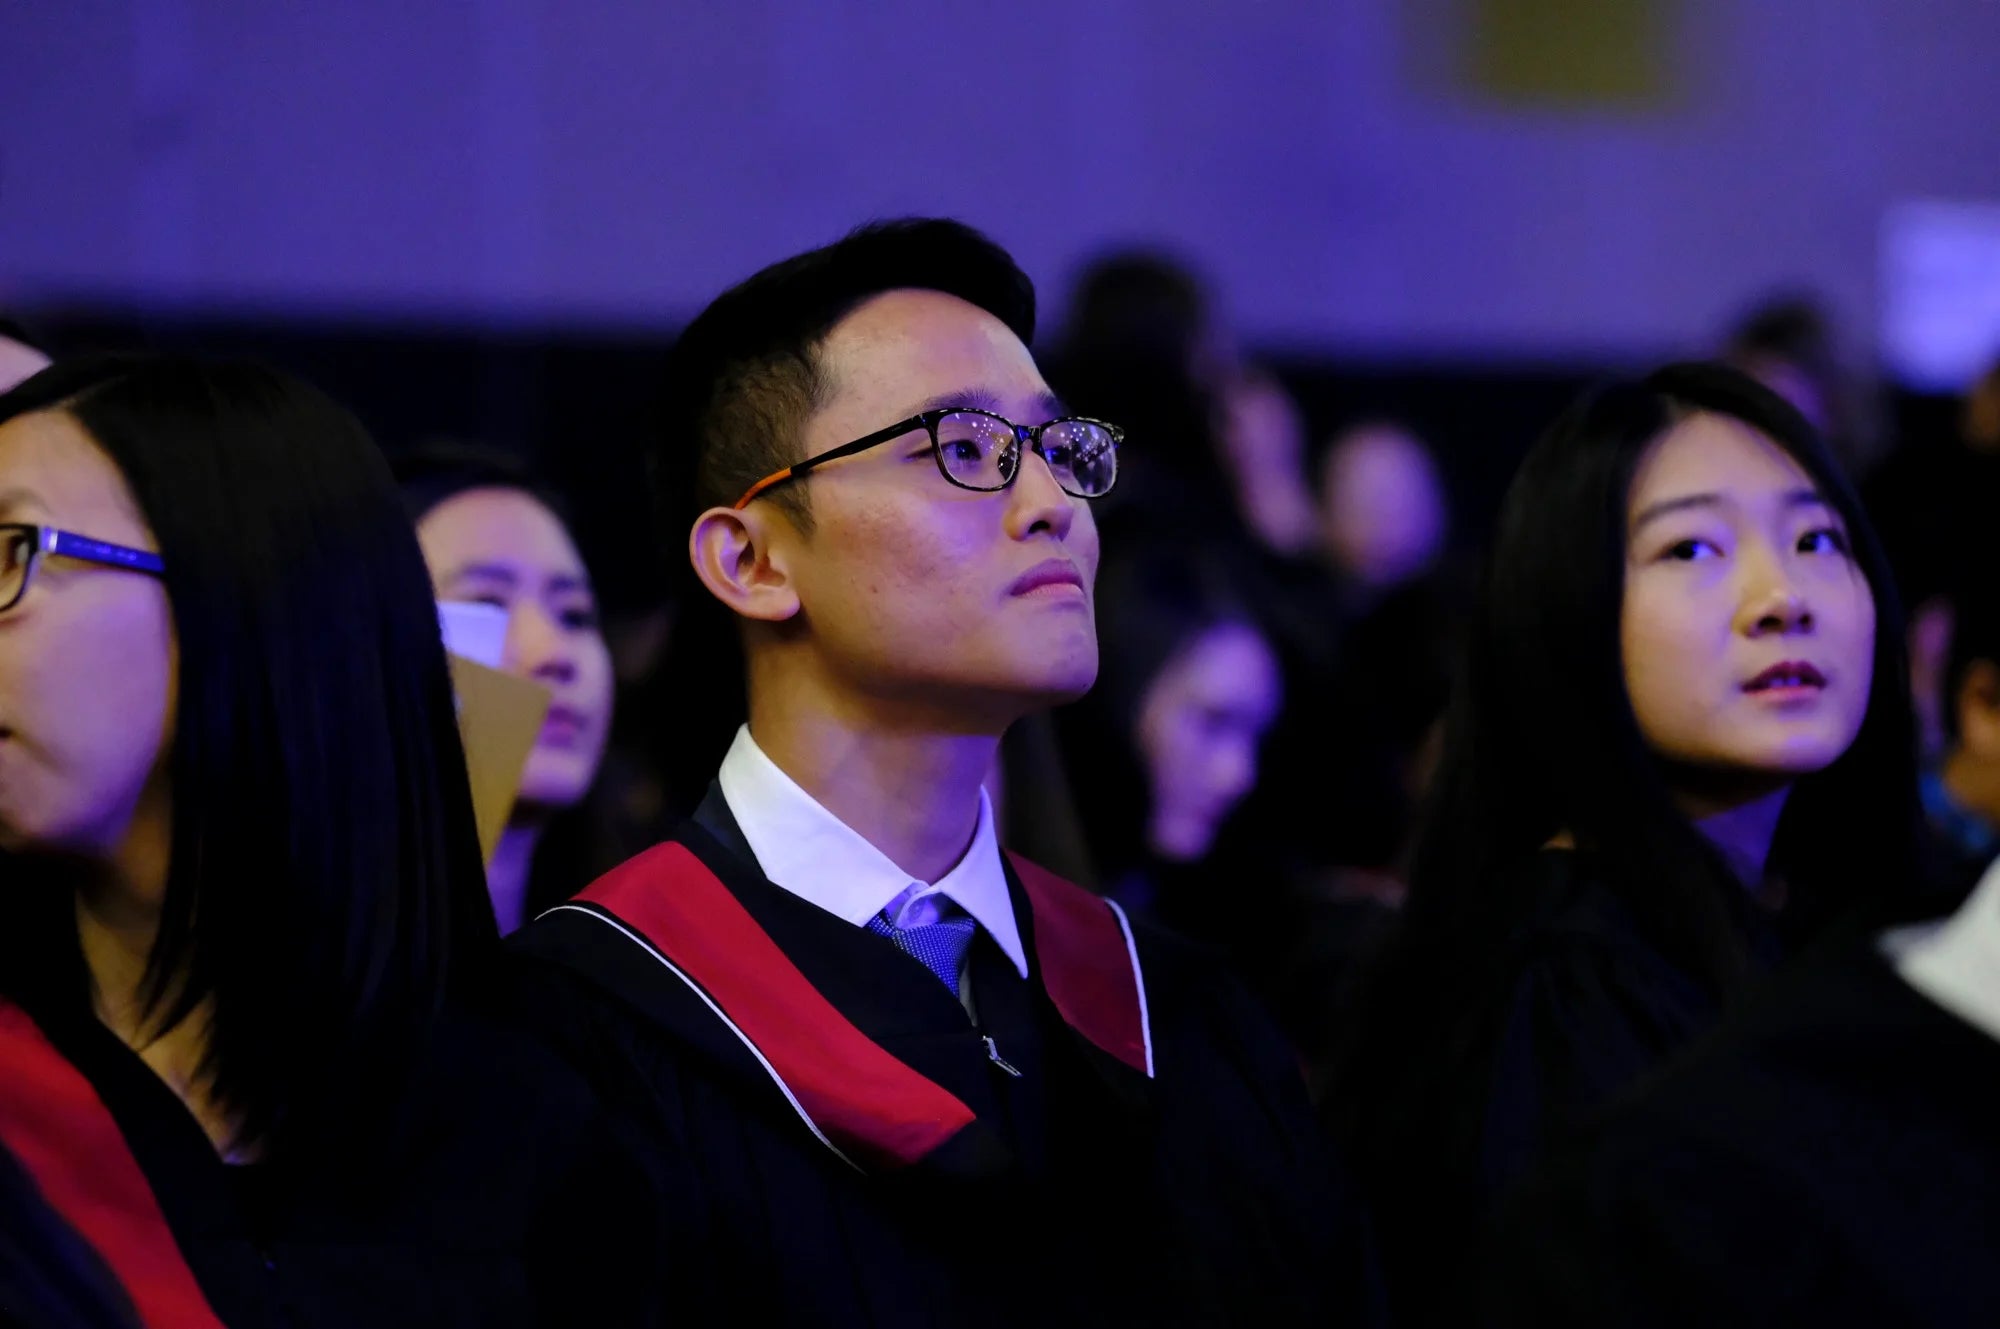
[1884,855,2000,1045]
[715,725,1029,980]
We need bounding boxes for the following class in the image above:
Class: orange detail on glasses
[732,467,795,511]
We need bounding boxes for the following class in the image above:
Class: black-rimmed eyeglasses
[732,408,1122,510]
[0,524,166,613]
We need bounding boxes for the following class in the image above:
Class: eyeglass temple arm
[728,416,931,510]
[43,528,165,574]
[731,469,795,511]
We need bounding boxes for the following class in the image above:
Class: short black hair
[0,355,494,1161]
[649,217,1035,539]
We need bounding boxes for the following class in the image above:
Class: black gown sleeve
[1144,929,1387,1326]
[1477,933,1707,1203]
[0,1145,142,1329]
[522,1101,672,1329]
[1481,1124,1885,1328]
[504,959,724,1328]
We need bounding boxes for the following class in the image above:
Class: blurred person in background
[0,318,52,393]
[0,357,659,1328]
[1722,291,1880,476]
[1332,363,1922,1325]
[1315,419,1449,610]
[1285,418,1457,908]
[1047,247,1388,912]
[401,445,621,934]
[1054,544,1284,938]
[1865,354,2000,765]
[1045,248,1243,547]
[1916,558,2000,906]
[1219,366,1320,559]
[1240,418,1460,1072]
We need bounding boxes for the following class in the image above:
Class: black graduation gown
[0,1141,142,1329]
[1483,934,2000,1328]
[507,791,1368,1327]
[0,993,662,1329]
[1350,850,1772,1325]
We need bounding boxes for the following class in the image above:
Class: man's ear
[688,506,802,623]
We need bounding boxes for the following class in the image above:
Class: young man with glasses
[509,219,1362,1325]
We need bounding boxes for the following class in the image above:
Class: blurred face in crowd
[418,487,613,811]
[1136,621,1282,861]
[1319,424,1446,592]
[0,337,49,394]
[1220,373,1317,553]
[0,410,175,858]
[739,289,1101,725]
[1620,411,1875,803]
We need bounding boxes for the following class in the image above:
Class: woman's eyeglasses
[0,523,165,613]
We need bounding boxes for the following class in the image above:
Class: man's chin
[1018,650,1098,706]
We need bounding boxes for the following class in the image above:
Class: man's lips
[1007,559,1085,597]
[1742,661,1828,693]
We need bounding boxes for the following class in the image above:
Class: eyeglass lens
[932,412,1117,497]
[0,530,32,612]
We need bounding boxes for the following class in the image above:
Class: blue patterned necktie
[866,892,978,996]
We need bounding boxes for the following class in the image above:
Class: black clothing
[509,791,1367,1327]
[1485,935,2000,1328]
[4,995,660,1329]
[1349,850,1774,1325]
[0,1145,140,1329]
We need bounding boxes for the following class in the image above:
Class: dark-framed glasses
[0,523,166,613]
[732,408,1122,510]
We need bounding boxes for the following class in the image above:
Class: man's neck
[746,699,1001,886]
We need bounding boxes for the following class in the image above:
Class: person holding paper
[508,219,1367,1326]
[401,446,617,934]
[0,356,662,1328]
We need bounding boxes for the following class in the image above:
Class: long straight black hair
[0,355,495,1160]
[1335,362,1922,1113]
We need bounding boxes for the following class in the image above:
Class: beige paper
[446,653,551,865]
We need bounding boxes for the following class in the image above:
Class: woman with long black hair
[0,356,660,1327]
[399,444,623,933]
[1332,362,1923,1323]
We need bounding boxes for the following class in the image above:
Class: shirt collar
[715,725,1028,979]
[1886,852,2000,1045]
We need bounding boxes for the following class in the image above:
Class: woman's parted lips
[1742,660,1828,692]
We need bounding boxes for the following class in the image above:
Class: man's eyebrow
[907,388,1071,422]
